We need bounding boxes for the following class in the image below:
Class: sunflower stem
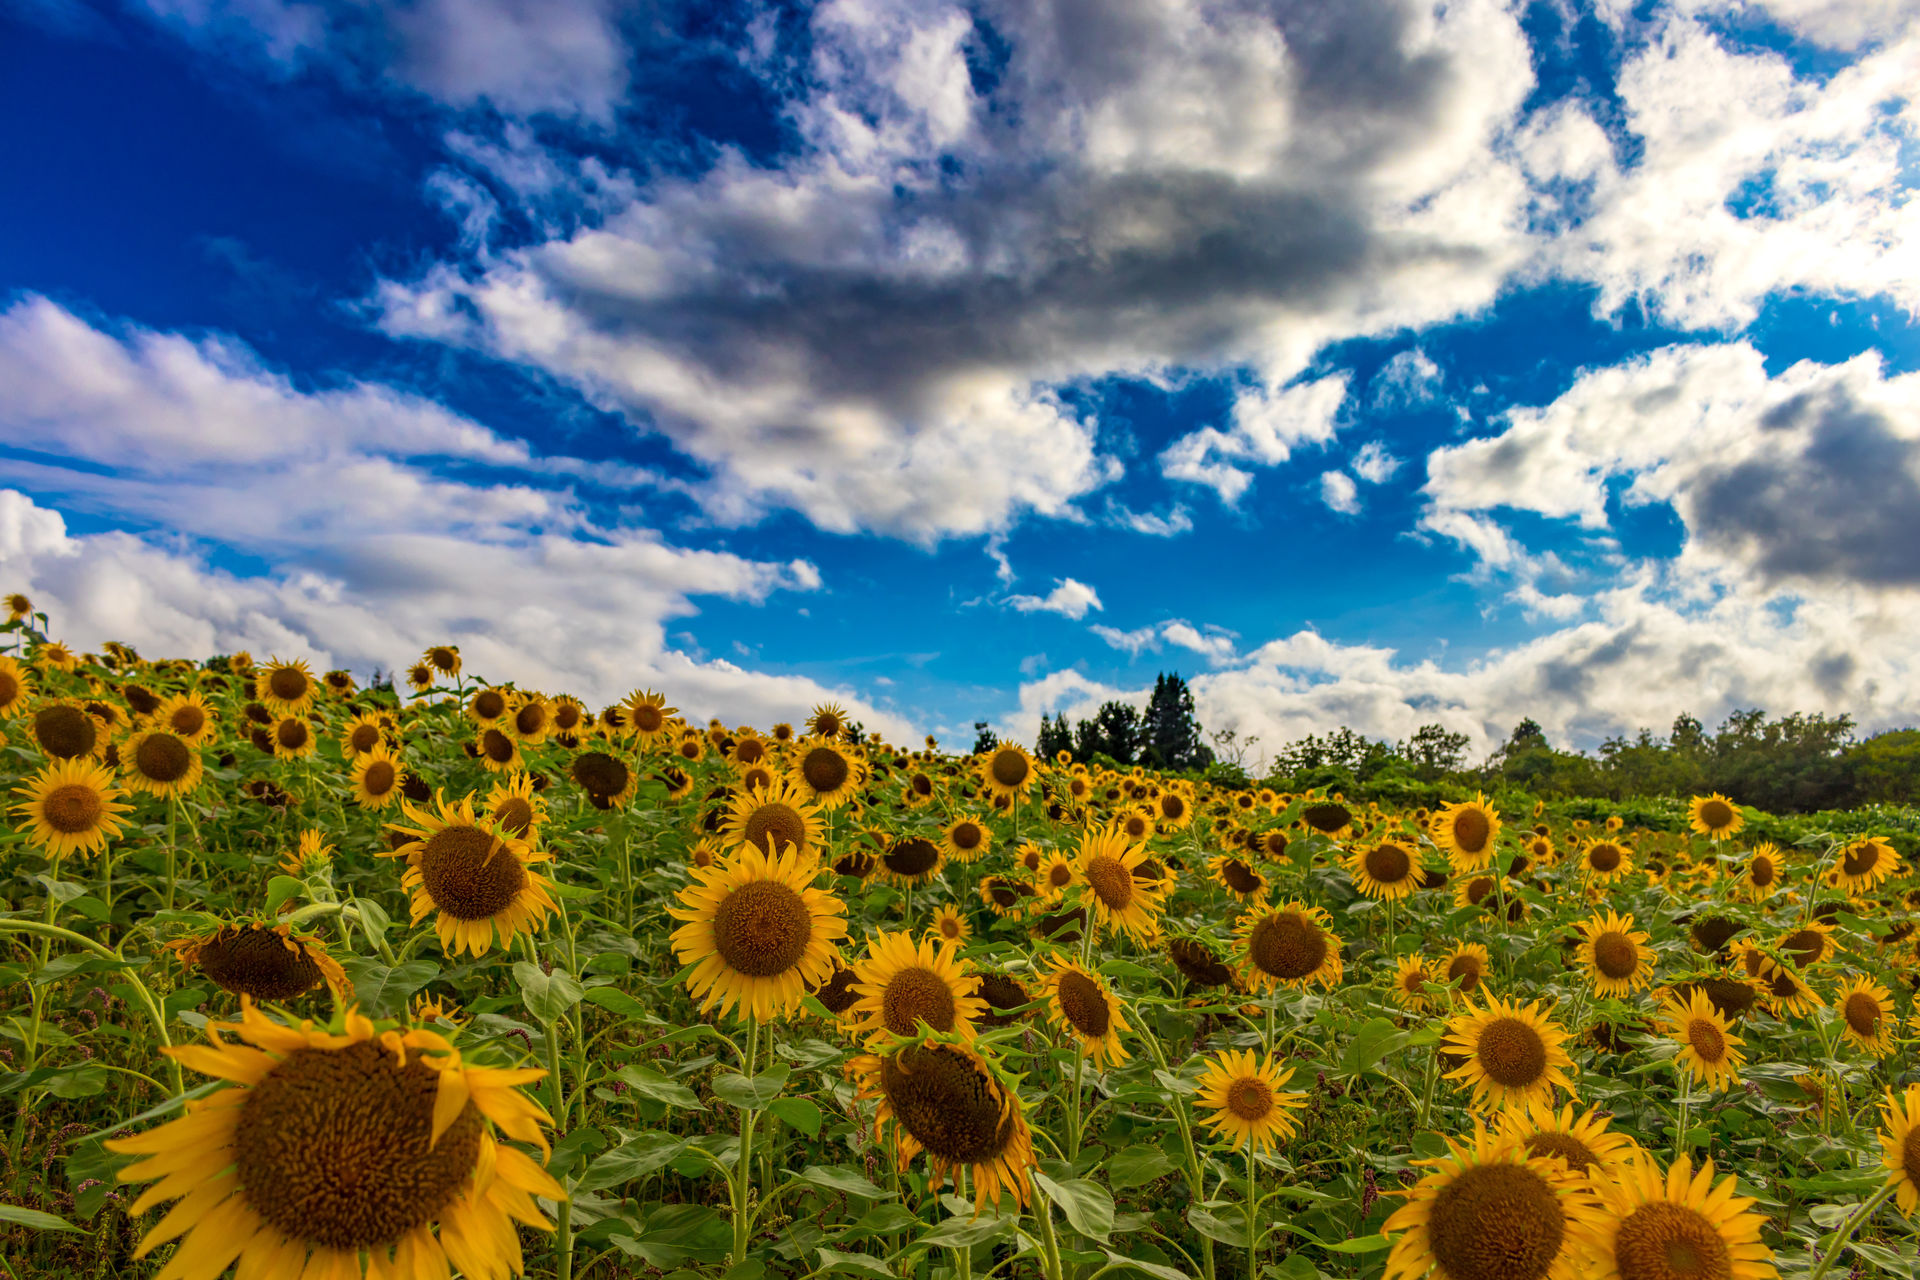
[1808,1182,1896,1280]
[163,794,179,911]
[0,919,182,1093]
[732,1017,763,1266]
[1032,1185,1066,1280]
[1244,1146,1259,1280]
[544,999,575,1280]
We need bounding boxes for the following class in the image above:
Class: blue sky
[2,0,1918,764]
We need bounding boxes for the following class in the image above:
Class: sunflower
[483,771,547,841]
[1236,901,1343,993]
[1578,911,1654,998]
[1834,975,1896,1056]
[1519,830,1558,871]
[793,735,865,810]
[278,829,333,878]
[668,841,847,1023]
[850,1037,1035,1209]
[549,696,587,736]
[1344,838,1423,901]
[570,749,639,808]
[1392,955,1437,1010]
[169,921,348,1001]
[980,742,1036,801]
[269,715,317,760]
[1687,794,1744,842]
[1167,935,1237,989]
[1432,793,1502,872]
[407,662,436,694]
[1074,823,1167,943]
[411,993,467,1031]
[1775,920,1841,969]
[37,639,78,671]
[1441,942,1493,996]
[1452,872,1520,918]
[11,757,132,860]
[1194,1051,1307,1153]
[1578,839,1634,884]
[466,686,512,730]
[848,931,986,1045]
[807,702,851,739]
[929,905,971,947]
[1116,808,1156,842]
[1208,854,1270,903]
[31,700,102,760]
[1739,947,1825,1018]
[1740,843,1783,899]
[1662,989,1744,1091]
[351,744,406,811]
[1441,996,1577,1111]
[121,726,204,799]
[384,792,560,957]
[1831,836,1901,894]
[1031,850,1078,901]
[504,692,553,745]
[1384,1121,1603,1280]
[1153,786,1195,831]
[942,815,992,864]
[0,654,33,718]
[5,591,30,621]
[670,729,707,766]
[473,725,524,774]
[339,709,388,758]
[882,835,945,887]
[722,775,823,858]
[977,972,1034,1026]
[1039,956,1130,1068]
[1880,1084,1920,1216]
[725,732,772,775]
[1583,1154,1773,1280]
[979,875,1036,917]
[423,644,462,678]
[106,1003,561,1280]
[255,657,317,717]
[1500,1101,1638,1181]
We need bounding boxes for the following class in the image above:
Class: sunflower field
[3,608,1919,1280]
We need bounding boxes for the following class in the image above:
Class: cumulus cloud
[1369,347,1443,410]
[1319,470,1361,515]
[1351,440,1402,484]
[1004,577,1103,620]
[1090,617,1236,664]
[1160,374,1351,505]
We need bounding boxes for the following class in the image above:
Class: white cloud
[1319,470,1361,515]
[1089,624,1159,657]
[1370,347,1444,410]
[1160,374,1351,504]
[1105,501,1194,537]
[1090,617,1237,664]
[1351,440,1403,484]
[1004,577,1103,621]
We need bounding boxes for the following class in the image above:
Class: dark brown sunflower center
[1765,966,1804,1000]
[1221,859,1262,895]
[988,882,1021,909]
[1841,842,1882,877]
[235,1040,483,1251]
[34,704,96,759]
[362,760,398,797]
[911,773,934,796]
[743,802,807,856]
[1749,856,1776,887]
[1904,1126,1920,1187]
[133,733,193,783]
[1842,992,1881,1037]
[572,752,630,798]
[1448,954,1484,991]
[878,1045,1011,1164]
[0,672,18,706]
[493,796,534,836]
[629,703,664,735]
[1263,832,1289,857]
[195,926,327,1000]
[1056,970,1111,1038]
[1044,861,1071,888]
[1612,1201,1732,1280]
[1686,1019,1726,1063]
[950,822,984,851]
[1169,938,1232,987]
[711,880,812,978]
[481,728,516,763]
[885,838,941,878]
[1523,1132,1597,1174]
[802,747,850,794]
[1123,815,1150,838]
[416,827,526,921]
[978,973,1030,1025]
[552,703,582,730]
[1689,917,1742,954]
[1477,1018,1548,1087]
[879,965,958,1035]
[267,667,309,702]
[1781,929,1825,966]
[1425,1162,1565,1280]
[275,719,309,751]
[1249,912,1327,981]
[473,690,507,721]
[1450,808,1493,855]
[1159,794,1186,820]
[1084,855,1134,910]
[989,749,1030,787]
[515,704,546,736]
[1698,800,1734,829]
[1466,876,1496,906]
[1365,844,1412,884]
[1587,843,1622,872]
[734,738,766,765]
[1593,933,1639,980]
[1303,803,1350,833]
[1697,978,1756,1019]
[348,723,381,753]
[169,703,207,736]
[428,646,458,671]
[1226,1078,1271,1122]
[41,783,106,834]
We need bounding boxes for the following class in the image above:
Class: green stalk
[545,1009,574,1280]
[1808,1183,1896,1280]
[0,920,183,1093]
[1244,1147,1259,1280]
[163,794,179,911]
[1032,1188,1066,1280]
[732,1018,763,1266]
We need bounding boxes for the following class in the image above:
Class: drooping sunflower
[1039,956,1130,1067]
[1207,853,1269,903]
[505,691,553,745]
[929,905,971,947]
[473,725,524,774]
[0,654,34,718]
[570,748,639,809]
[1500,1101,1638,1182]
[1194,1051,1307,1154]
[1167,935,1237,989]
[1441,942,1493,996]
[120,726,204,799]
[942,814,993,864]
[255,657,317,717]
[339,709,388,759]
[1391,955,1437,1010]
[850,1037,1035,1209]
[1236,901,1343,993]
[980,742,1036,802]
[384,792,560,957]
[1346,838,1424,901]
[1583,1155,1773,1280]
[979,875,1036,917]
[1662,988,1744,1091]
[722,775,824,858]
[169,921,348,1001]
[11,757,132,860]
[1074,823,1167,943]
[1687,793,1745,842]
[1738,946,1826,1018]
[483,771,547,841]
[1831,836,1901,893]
[793,735,865,810]
[848,930,986,1045]
[1431,793,1502,872]
[31,700,102,760]
[1879,1084,1920,1216]
[1834,975,1897,1056]
[1577,911,1655,998]
[1776,920,1841,970]
[1578,838,1634,884]
[882,835,945,887]
[106,1003,562,1280]
[269,715,317,760]
[1740,843,1784,900]
[1441,995,1577,1112]
[1384,1122,1603,1280]
[351,743,406,811]
[668,841,847,1022]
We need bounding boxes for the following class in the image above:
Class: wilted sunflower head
[31,701,99,760]
[170,921,346,1001]
[853,1038,1034,1209]
[570,748,638,808]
